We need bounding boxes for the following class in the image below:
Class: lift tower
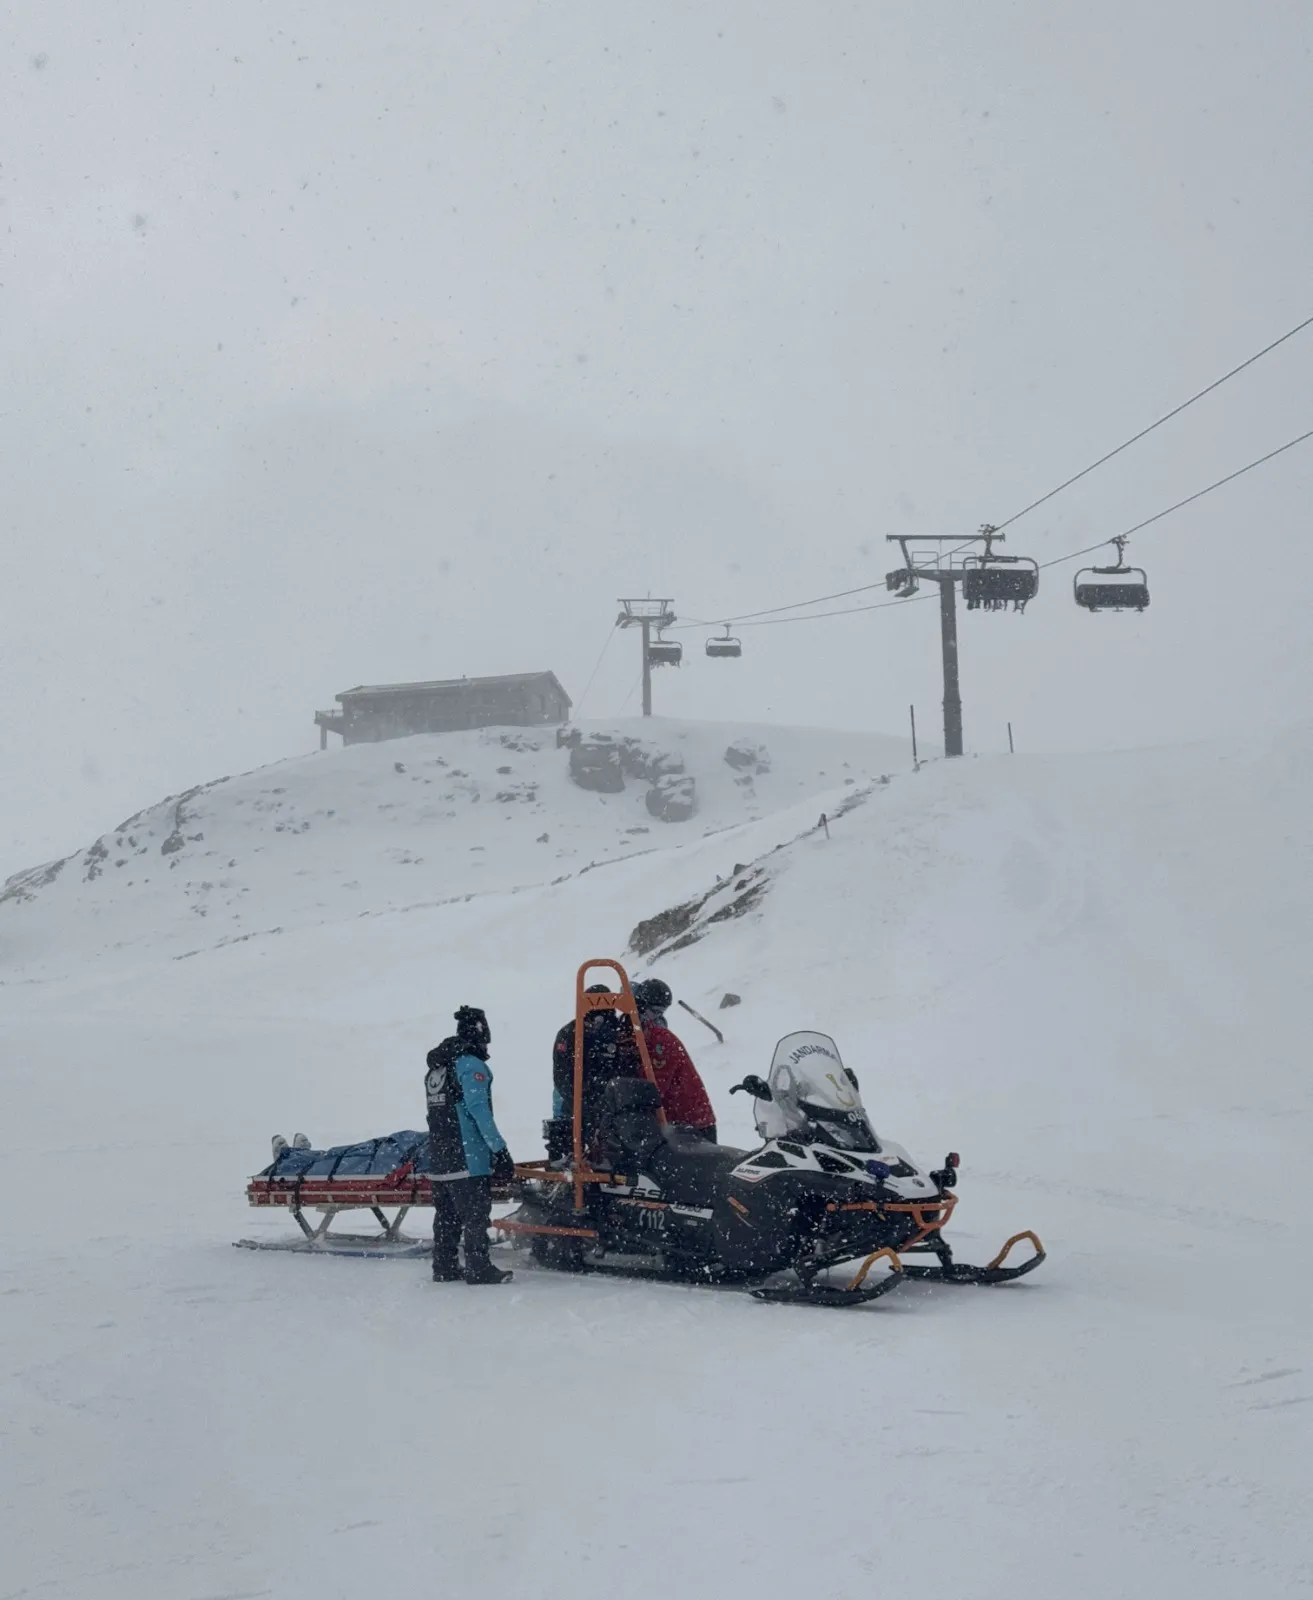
[616,597,677,717]
[885,527,1036,758]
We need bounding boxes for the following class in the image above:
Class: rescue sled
[238,1131,434,1258]
[495,960,1045,1308]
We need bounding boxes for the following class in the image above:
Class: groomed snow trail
[2,723,1309,1598]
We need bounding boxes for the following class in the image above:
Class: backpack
[425,1036,466,1112]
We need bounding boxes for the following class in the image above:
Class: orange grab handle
[846,1247,904,1292]
[986,1231,1044,1272]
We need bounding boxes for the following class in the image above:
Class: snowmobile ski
[752,1247,904,1308]
[897,1230,1045,1284]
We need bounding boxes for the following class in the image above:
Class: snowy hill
[0,718,905,973]
[2,720,1310,1597]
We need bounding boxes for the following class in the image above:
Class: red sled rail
[240,1163,437,1254]
[246,1162,434,1211]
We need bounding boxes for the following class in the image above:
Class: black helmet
[581,982,615,1032]
[454,1005,490,1047]
[634,978,672,1015]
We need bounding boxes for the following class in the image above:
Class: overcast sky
[3,1,1310,872]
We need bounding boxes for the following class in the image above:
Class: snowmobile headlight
[865,1160,892,1180]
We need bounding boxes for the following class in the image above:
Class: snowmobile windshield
[758,1032,880,1150]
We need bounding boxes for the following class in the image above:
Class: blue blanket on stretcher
[260,1131,428,1181]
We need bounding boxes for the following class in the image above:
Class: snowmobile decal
[822,1070,859,1109]
[786,1040,840,1067]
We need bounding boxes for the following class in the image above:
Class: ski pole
[677,998,725,1044]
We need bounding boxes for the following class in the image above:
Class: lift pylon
[885,526,1037,757]
[617,598,677,717]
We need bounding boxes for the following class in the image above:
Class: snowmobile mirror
[730,1074,773,1101]
[931,1152,961,1189]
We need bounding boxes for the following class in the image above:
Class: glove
[490,1147,516,1185]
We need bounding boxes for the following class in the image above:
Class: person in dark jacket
[551,984,640,1149]
[632,979,717,1140]
[426,1005,515,1285]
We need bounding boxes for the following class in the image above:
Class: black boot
[432,1258,462,1283]
[451,1175,509,1284]
[463,1259,513,1285]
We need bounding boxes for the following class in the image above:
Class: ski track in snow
[1,719,1310,1598]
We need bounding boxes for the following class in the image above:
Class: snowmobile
[496,960,1044,1307]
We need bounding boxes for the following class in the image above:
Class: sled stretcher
[237,1131,441,1257]
[239,1169,435,1257]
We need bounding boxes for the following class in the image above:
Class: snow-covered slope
[0,717,903,972]
[2,721,1310,1598]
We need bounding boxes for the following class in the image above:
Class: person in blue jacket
[425,1005,516,1285]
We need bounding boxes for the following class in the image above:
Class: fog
[4,1,1310,873]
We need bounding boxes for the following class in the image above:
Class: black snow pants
[432,1176,493,1272]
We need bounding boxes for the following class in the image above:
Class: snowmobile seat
[600,1077,666,1166]
[647,1130,750,1208]
[593,1083,752,1205]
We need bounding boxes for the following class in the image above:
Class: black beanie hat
[454,1005,490,1045]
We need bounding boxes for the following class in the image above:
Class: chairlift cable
[669,579,889,631]
[735,591,937,628]
[1036,425,1313,570]
[993,309,1313,534]
[675,311,1313,628]
[704,426,1313,628]
[573,623,618,716]
[938,311,1313,560]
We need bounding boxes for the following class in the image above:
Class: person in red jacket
[632,979,717,1141]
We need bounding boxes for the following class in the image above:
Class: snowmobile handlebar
[730,1074,773,1101]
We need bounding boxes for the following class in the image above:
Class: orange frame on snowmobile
[831,1193,958,1252]
[832,1193,1035,1260]
[833,1195,1043,1272]
[570,959,664,1211]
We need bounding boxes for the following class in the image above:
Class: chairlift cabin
[1074,538,1149,611]
[962,554,1039,613]
[705,627,742,660]
[647,634,683,667]
[1074,569,1150,612]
